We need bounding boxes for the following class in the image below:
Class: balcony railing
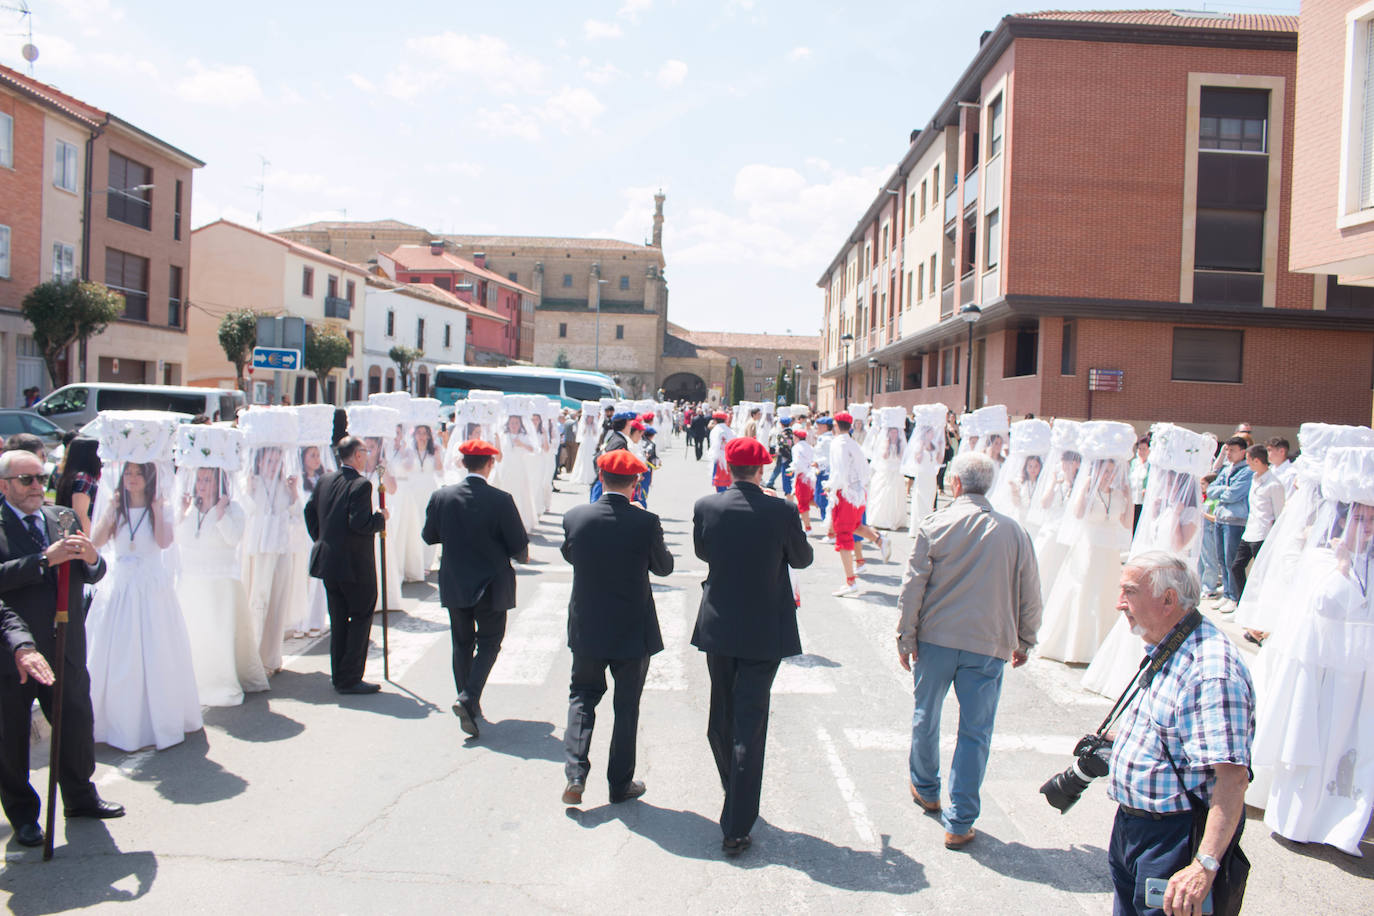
[324,295,352,320]
[940,282,955,318]
[944,186,958,225]
[963,166,979,214]
[960,271,975,306]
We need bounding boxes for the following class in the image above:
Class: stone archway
[662,371,706,402]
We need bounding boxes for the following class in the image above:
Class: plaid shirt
[1107,615,1254,814]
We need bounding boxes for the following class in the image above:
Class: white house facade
[362,277,468,398]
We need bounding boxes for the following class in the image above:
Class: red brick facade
[0,92,43,313]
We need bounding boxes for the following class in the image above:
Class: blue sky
[1,0,1300,334]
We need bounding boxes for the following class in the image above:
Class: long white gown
[496,430,541,534]
[1033,479,1075,602]
[88,513,203,751]
[400,446,441,580]
[244,475,305,673]
[175,501,261,706]
[866,454,906,530]
[1037,490,1131,663]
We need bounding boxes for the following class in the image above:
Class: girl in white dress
[903,403,949,534]
[402,406,442,580]
[866,408,908,530]
[348,404,405,610]
[494,400,541,534]
[288,403,340,638]
[571,401,601,486]
[1253,446,1374,856]
[241,414,303,677]
[1036,421,1135,664]
[1029,420,1083,603]
[990,418,1052,533]
[444,396,501,485]
[1083,422,1212,697]
[89,455,203,751]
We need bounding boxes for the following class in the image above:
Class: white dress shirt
[1242,469,1286,542]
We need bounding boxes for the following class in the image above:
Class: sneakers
[833,583,861,598]
[879,534,893,563]
[1217,599,1237,614]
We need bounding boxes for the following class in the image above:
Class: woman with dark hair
[55,436,102,534]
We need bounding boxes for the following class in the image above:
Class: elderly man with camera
[896,450,1041,850]
[1041,551,1253,916]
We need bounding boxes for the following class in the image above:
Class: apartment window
[55,140,79,192]
[615,324,624,340]
[907,271,915,308]
[933,165,941,200]
[105,247,149,321]
[346,279,356,304]
[107,151,152,230]
[1194,87,1268,307]
[385,309,394,336]
[327,275,339,299]
[52,243,75,282]
[940,347,955,386]
[0,112,12,168]
[0,225,9,279]
[563,273,573,287]
[173,179,183,240]
[929,254,937,293]
[1199,89,1268,152]
[1172,327,1243,383]
[988,94,1004,159]
[434,276,451,290]
[167,265,183,327]
[444,323,452,348]
[416,317,425,349]
[1004,326,1037,378]
[558,322,567,338]
[508,271,518,282]
[917,263,925,301]
[1061,319,1077,376]
[985,210,1001,269]
[619,275,630,290]
[754,382,762,394]
[881,226,889,253]
[909,192,917,227]
[409,275,421,283]
[302,266,314,296]
[920,180,928,218]
[1343,15,1374,213]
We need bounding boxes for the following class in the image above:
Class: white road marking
[1021,657,1114,708]
[844,727,1082,756]
[94,749,154,788]
[774,619,836,694]
[486,582,571,686]
[645,589,689,691]
[817,724,877,846]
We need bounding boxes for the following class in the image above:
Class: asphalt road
[1,435,1370,914]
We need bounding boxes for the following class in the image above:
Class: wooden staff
[377,469,390,682]
[44,510,78,861]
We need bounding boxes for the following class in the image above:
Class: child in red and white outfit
[792,429,816,532]
[826,412,889,597]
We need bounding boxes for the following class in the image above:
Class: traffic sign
[252,347,302,371]
[1088,368,1124,392]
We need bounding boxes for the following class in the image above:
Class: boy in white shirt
[1227,444,1286,616]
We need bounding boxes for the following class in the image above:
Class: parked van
[34,383,247,430]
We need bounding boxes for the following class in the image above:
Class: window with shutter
[1360,19,1374,209]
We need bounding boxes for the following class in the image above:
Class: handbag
[1159,741,1250,916]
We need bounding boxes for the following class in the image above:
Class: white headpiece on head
[174,425,245,471]
[407,398,442,429]
[1147,423,1215,477]
[92,411,180,464]
[345,405,402,438]
[368,391,412,411]
[238,406,301,448]
[294,404,336,446]
[1009,418,1052,454]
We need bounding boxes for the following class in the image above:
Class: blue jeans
[814,471,830,520]
[1214,520,1245,600]
[908,641,1006,835]
[1197,518,1221,592]
[766,461,793,495]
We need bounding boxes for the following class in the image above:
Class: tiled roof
[667,323,820,351]
[402,282,510,324]
[277,218,429,233]
[194,219,369,276]
[385,245,538,297]
[1013,9,1297,32]
[443,233,653,253]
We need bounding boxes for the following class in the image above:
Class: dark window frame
[106,151,152,230]
[1171,327,1243,383]
[105,247,150,321]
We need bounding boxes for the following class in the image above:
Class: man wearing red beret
[558,449,673,806]
[827,413,890,597]
[422,439,529,738]
[690,435,813,854]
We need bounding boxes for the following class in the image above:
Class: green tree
[305,324,352,403]
[217,308,260,391]
[774,365,790,404]
[388,344,423,391]
[553,349,571,369]
[730,362,745,406]
[20,280,125,386]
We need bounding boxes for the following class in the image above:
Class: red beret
[630,419,646,431]
[712,411,729,421]
[793,429,807,439]
[639,412,655,423]
[725,437,771,466]
[833,411,853,424]
[458,438,500,457]
[598,449,648,475]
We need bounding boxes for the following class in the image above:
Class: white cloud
[656,59,688,88]
[787,46,812,62]
[540,86,606,132]
[579,58,623,85]
[175,60,263,106]
[347,73,376,93]
[583,19,624,40]
[619,0,652,20]
[278,86,305,105]
[384,32,546,99]
[265,169,330,193]
[474,104,542,141]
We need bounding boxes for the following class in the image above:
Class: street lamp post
[959,304,982,412]
[839,332,854,409]
[868,357,879,399]
[595,278,609,372]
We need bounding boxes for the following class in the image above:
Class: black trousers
[324,578,377,688]
[564,653,650,789]
[449,590,507,712]
[1231,539,1263,601]
[693,435,705,460]
[0,668,99,828]
[705,654,779,840]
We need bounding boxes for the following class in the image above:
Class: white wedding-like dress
[88,514,203,751]
[866,454,907,530]
[1037,491,1130,664]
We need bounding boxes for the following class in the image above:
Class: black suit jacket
[422,475,528,611]
[600,430,628,456]
[689,415,708,439]
[305,466,386,585]
[0,503,107,678]
[691,481,813,660]
[561,492,673,659]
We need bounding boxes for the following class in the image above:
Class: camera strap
[1094,610,1204,737]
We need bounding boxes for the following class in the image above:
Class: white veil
[902,403,948,479]
[990,418,1051,521]
[1027,419,1083,530]
[1057,420,1135,549]
[1129,423,1213,561]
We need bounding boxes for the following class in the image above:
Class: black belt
[1119,804,1191,821]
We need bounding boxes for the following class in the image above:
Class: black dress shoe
[14,822,43,847]
[722,835,752,856]
[561,780,585,805]
[64,798,125,819]
[609,779,646,803]
[452,700,479,737]
[335,682,381,695]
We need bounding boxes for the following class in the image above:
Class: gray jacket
[897,493,1042,660]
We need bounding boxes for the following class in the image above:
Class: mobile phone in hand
[1144,877,1213,914]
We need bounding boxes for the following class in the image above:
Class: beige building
[188,220,368,404]
[274,219,431,268]
[661,324,820,405]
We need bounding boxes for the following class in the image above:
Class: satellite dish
[21,43,38,63]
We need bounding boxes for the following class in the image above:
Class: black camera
[1039,733,1114,813]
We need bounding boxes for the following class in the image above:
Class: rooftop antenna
[251,155,270,230]
[2,2,37,75]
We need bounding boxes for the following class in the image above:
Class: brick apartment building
[0,64,202,403]
[816,10,1374,439]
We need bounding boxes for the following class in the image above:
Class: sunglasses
[3,474,45,487]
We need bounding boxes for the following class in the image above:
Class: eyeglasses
[3,474,45,487]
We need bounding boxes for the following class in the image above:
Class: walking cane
[377,466,390,682]
[44,508,79,861]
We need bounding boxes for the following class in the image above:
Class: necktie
[24,514,47,551]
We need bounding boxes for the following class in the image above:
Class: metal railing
[963,166,979,214]
[944,186,958,225]
[324,295,352,320]
[940,282,955,318]
[960,271,975,306]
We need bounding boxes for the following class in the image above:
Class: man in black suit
[305,436,389,696]
[691,436,813,855]
[559,449,673,807]
[589,412,633,503]
[0,449,118,849]
[689,410,709,461]
[422,438,529,738]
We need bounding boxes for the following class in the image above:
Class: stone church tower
[652,190,665,248]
